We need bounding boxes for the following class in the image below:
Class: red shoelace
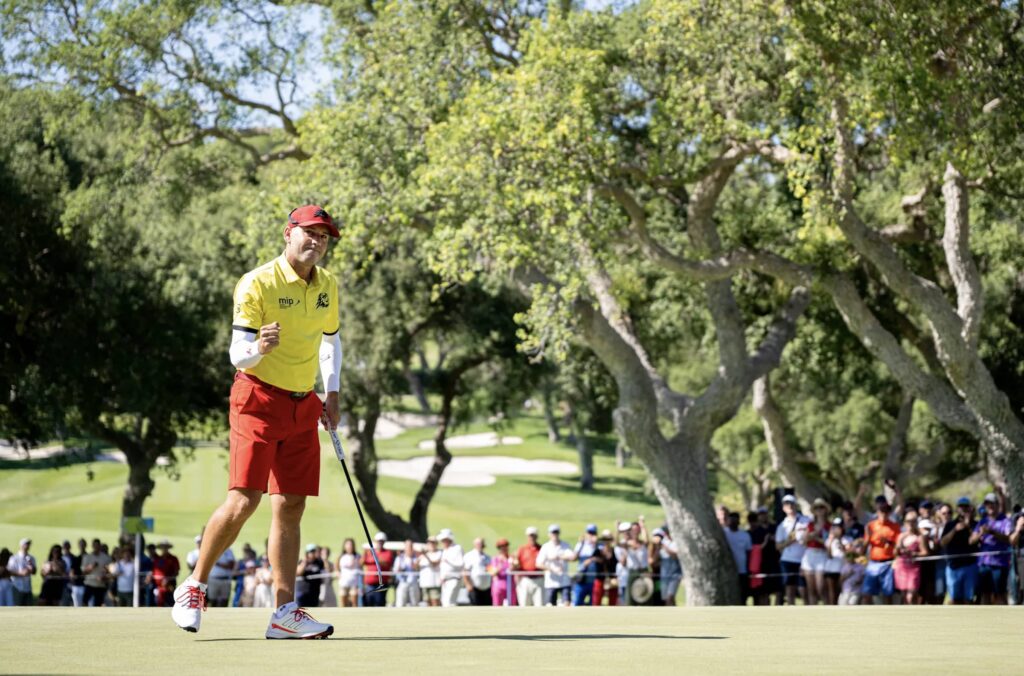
[292,607,317,623]
[182,585,207,611]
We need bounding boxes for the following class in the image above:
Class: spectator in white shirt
[537,524,573,606]
[336,538,361,608]
[394,540,422,608]
[417,536,442,607]
[186,535,202,572]
[438,529,464,607]
[462,538,493,606]
[206,547,235,607]
[724,512,752,602]
[9,538,36,606]
[115,547,136,607]
[775,494,811,605]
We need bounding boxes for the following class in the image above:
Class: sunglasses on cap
[288,207,331,225]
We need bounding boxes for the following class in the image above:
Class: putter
[323,415,388,592]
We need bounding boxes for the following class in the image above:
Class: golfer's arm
[229,328,263,369]
[319,332,342,393]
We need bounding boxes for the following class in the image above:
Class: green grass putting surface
[1,607,1020,675]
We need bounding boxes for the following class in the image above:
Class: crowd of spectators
[728,488,1024,606]
[2,490,1021,608]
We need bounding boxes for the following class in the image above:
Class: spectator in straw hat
[417,536,442,607]
[802,498,832,606]
[513,526,543,607]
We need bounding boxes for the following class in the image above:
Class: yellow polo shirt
[232,255,340,392]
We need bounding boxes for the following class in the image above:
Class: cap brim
[294,220,340,238]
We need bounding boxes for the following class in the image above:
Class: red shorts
[228,373,322,496]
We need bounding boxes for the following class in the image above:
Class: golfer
[172,205,342,639]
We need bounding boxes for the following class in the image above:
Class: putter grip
[329,430,346,461]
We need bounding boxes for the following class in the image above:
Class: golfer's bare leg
[192,488,262,583]
[269,492,306,607]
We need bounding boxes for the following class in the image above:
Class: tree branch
[748,286,811,378]
[941,162,984,349]
[752,375,818,512]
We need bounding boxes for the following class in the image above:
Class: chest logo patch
[316,292,329,309]
[279,297,297,309]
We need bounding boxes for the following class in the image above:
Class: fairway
[2,607,1020,675]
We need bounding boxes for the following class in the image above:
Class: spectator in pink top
[490,539,517,606]
[894,510,928,604]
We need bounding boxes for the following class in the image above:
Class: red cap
[287,205,340,238]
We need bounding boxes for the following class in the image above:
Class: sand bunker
[416,432,523,450]
[378,455,577,487]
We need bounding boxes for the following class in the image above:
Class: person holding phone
[970,493,1013,605]
[940,497,980,604]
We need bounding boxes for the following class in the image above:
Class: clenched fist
[258,322,281,354]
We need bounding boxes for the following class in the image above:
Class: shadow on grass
[510,475,660,506]
[198,633,725,642]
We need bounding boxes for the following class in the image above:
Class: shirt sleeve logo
[316,292,329,309]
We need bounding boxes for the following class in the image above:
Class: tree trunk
[347,401,418,541]
[752,376,820,512]
[569,407,594,490]
[122,451,157,519]
[350,357,488,541]
[409,379,457,539]
[882,394,915,486]
[650,436,741,606]
[90,416,174,529]
[615,440,629,468]
[404,356,433,414]
[541,381,560,442]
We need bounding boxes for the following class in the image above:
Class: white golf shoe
[171,578,207,633]
[265,602,334,640]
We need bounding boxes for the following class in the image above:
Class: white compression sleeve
[229,328,263,369]
[319,332,342,393]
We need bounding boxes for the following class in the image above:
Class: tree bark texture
[830,96,1024,504]
[752,376,820,513]
[90,416,175,526]
[583,149,811,604]
[569,408,594,490]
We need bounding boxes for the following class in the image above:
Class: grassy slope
[2,606,1021,675]
[0,416,663,593]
